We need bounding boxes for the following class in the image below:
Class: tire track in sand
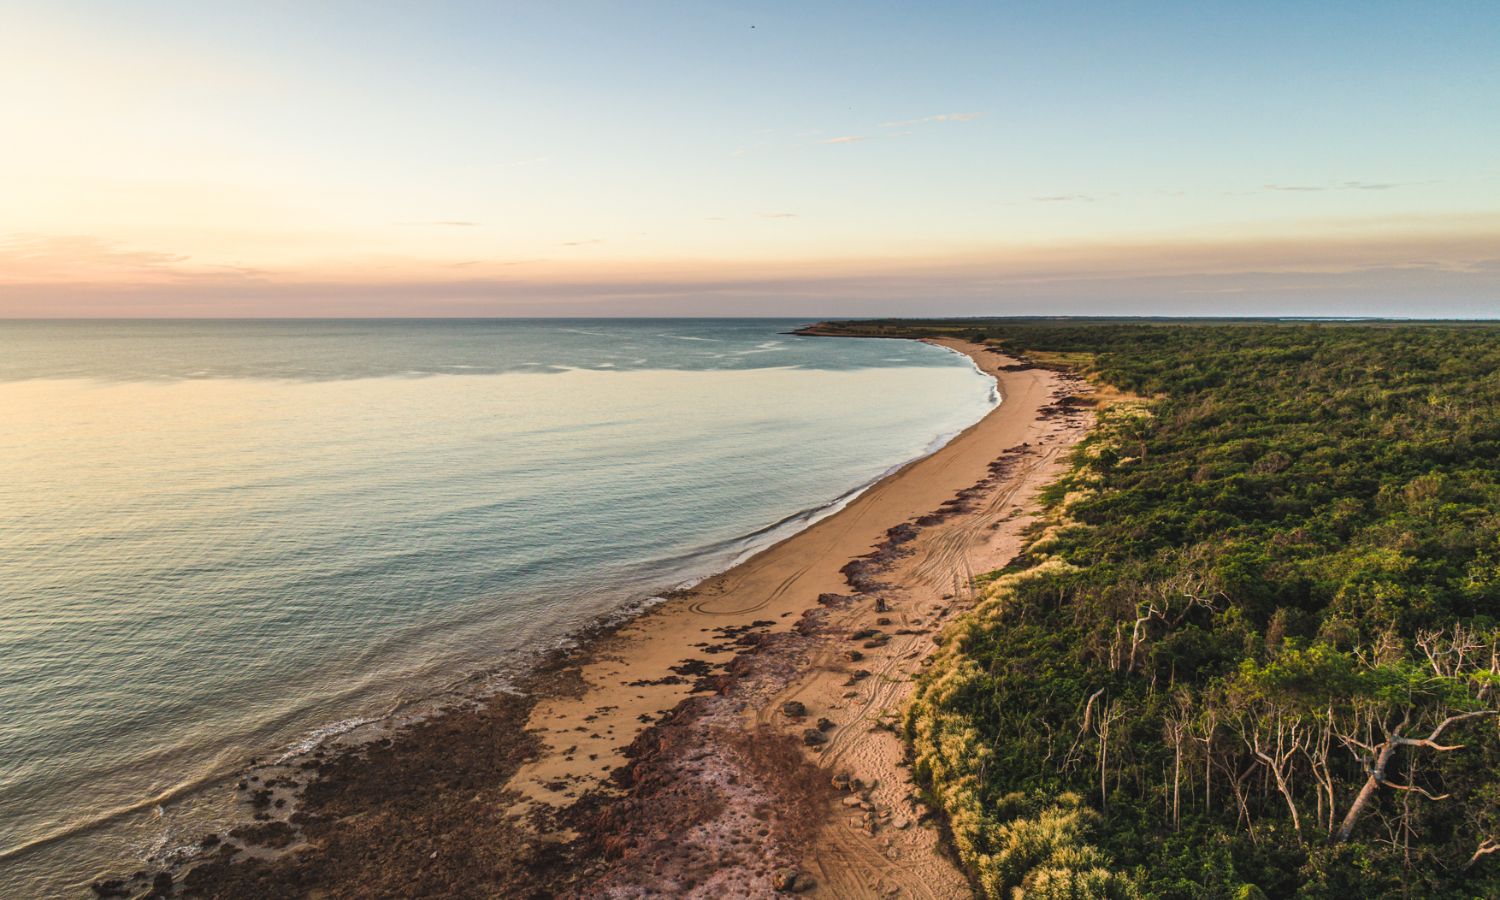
[765,357,1095,899]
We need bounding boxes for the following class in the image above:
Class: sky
[1,0,1497,317]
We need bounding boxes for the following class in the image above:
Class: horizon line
[4,314,1500,324]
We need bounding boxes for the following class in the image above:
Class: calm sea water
[0,319,995,895]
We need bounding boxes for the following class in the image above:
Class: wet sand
[161,335,1095,899]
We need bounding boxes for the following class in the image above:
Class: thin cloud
[7,226,1500,318]
[1,233,186,270]
[446,259,529,268]
[11,252,1498,319]
[0,233,274,286]
[880,112,982,128]
[1,233,188,281]
[1032,194,1097,203]
[399,220,481,227]
[561,239,605,246]
[758,212,798,219]
[1263,180,1423,193]
[820,135,870,145]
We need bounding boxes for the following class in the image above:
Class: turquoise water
[0,319,995,895]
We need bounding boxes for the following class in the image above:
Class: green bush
[885,320,1500,898]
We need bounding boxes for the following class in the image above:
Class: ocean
[0,318,996,895]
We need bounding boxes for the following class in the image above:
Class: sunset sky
[2,1,1497,317]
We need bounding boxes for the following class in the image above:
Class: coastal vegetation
[827,320,1500,898]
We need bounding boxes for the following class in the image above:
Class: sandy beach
[165,334,1095,899]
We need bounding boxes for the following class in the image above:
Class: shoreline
[27,333,991,895]
[124,334,1095,899]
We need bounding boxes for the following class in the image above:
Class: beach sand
[171,336,1095,899]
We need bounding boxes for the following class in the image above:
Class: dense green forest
[828,320,1500,898]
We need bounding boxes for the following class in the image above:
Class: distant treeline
[822,319,1500,898]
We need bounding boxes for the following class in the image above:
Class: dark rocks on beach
[840,523,923,592]
[816,718,835,732]
[780,864,804,894]
[850,628,879,641]
[96,870,173,900]
[157,651,592,898]
[886,523,919,545]
[801,728,827,746]
[773,867,798,891]
[843,528,913,591]
[874,597,890,613]
[780,700,807,718]
[229,820,297,849]
[839,559,881,593]
[627,656,724,691]
[772,867,816,892]
[845,669,871,684]
[831,772,852,790]
[845,649,864,662]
